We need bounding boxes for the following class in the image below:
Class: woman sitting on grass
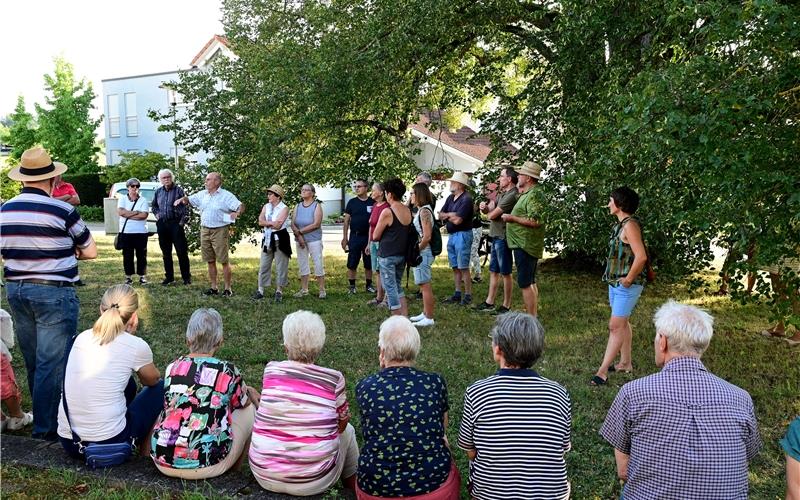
[151,308,259,479]
[356,316,460,499]
[249,310,358,496]
[57,284,163,459]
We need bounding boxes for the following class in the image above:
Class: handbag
[61,378,134,469]
[114,198,139,250]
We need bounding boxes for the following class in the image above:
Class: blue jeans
[378,255,406,311]
[489,238,513,275]
[60,377,165,458]
[5,281,79,440]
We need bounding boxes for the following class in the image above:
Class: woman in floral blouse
[151,308,259,479]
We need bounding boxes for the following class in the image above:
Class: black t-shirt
[345,196,375,235]
[442,192,474,233]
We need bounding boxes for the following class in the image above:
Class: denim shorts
[489,238,513,275]
[513,248,538,288]
[413,247,434,285]
[370,241,380,271]
[447,230,473,270]
[378,254,406,310]
[608,283,644,318]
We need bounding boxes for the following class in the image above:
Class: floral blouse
[151,356,247,469]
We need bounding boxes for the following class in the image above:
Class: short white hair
[654,300,714,356]
[378,316,420,363]
[186,308,224,353]
[283,310,326,363]
[158,168,174,180]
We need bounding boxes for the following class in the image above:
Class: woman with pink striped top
[249,310,358,495]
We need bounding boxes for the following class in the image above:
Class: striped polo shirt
[0,187,92,282]
[458,369,572,500]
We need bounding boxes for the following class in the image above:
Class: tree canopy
[162,0,799,302]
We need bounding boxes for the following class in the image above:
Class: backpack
[423,207,443,257]
[406,223,422,268]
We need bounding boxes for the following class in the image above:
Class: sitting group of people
[46,283,796,499]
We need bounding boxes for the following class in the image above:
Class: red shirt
[368,201,389,240]
[52,182,78,199]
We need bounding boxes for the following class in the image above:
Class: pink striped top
[249,360,349,485]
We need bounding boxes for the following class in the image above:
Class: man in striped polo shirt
[0,147,97,440]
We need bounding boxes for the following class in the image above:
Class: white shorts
[296,239,325,277]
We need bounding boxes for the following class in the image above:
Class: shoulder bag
[114,198,139,250]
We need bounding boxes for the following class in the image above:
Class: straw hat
[7,147,68,182]
[447,171,471,187]
[517,161,542,180]
[266,184,285,199]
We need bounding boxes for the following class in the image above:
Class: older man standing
[175,172,243,296]
[502,161,545,316]
[152,169,191,286]
[439,172,475,305]
[600,301,762,500]
[341,179,375,294]
[0,147,97,440]
[475,167,519,314]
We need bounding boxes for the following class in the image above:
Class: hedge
[63,172,107,206]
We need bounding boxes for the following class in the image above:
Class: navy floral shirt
[356,366,450,496]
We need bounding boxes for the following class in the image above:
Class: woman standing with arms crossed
[591,186,647,386]
[372,178,412,317]
[408,183,436,327]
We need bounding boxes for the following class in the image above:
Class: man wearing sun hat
[253,184,292,303]
[502,161,545,316]
[0,147,98,440]
[439,171,475,305]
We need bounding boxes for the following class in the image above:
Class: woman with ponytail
[57,284,164,458]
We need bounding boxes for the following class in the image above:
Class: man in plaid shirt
[600,300,762,500]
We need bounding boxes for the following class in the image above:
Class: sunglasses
[128,185,140,188]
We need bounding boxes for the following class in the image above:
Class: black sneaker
[222,289,233,297]
[348,286,357,295]
[460,294,473,306]
[139,277,148,285]
[366,284,377,294]
[75,279,86,286]
[161,278,175,286]
[273,291,283,303]
[125,277,133,285]
[252,290,264,300]
[183,278,192,285]
[474,301,494,312]
[472,276,482,283]
[494,305,511,314]
[203,288,219,296]
[442,294,462,304]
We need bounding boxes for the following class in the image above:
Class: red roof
[410,111,513,163]
[190,35,230,66]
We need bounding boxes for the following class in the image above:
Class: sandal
[589,375,607,386]
[761,329,785,338]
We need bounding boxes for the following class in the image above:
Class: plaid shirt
[600,357,761,500]
[151,184,187,223]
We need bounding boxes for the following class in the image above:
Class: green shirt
[488,188,520,239]
[506,185,545,258]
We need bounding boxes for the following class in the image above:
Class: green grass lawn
[3,235,798,499]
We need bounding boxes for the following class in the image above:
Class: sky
[1,0,224,120]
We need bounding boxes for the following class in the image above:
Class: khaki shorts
[201,226,231,264]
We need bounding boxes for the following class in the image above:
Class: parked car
[105,181,160,227]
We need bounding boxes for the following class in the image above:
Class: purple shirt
[441,191,473,233]
[600,357,761,500]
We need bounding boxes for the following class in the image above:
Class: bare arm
[337,413,350,434]
[257,205,269,228]
[137,362,161,387]
[502,213,541,228]
[419,208,433,249]
[788,453,800,500]
[76,237,98,260]
[621,220,647,287]
[341,212,351,250]
[614,448,630,481]
[229,203,244,221]
[372,208,392,241]
[270,207,289,228]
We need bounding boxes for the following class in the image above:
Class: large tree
[163,0,799,288]
[36,57,101,174]
[5,96,38,161]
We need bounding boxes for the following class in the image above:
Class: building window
[125,93,138,137]
[108,95,120,138]
[110,150,122,165]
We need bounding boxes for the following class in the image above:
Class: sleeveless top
[262,201,289,247]
[294,200,322,242]
[413,204,433,241]
[603,216,645,285]
[378,207,409,258]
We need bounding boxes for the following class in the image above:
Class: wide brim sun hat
[517,161,542,180]
[447,171,471,187]
[267,184,286,199]
[7,147,68,182]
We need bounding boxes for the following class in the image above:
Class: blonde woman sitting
[57,284,163,458]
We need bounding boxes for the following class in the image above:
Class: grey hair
[490,312,545,369]
[378,316,420,363]
[283,310,326,363]
[416,172,432,185]
[126,177,141,187]
[158,169,174,180]
[654,300,714,356]
[185,308,224,353]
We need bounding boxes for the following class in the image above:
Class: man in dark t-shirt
[342,179,375,294]
[439,172,475,305]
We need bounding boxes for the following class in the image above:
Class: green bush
[1,166,21,201]
[77,205,104,222]
[102,151,172,185]
[64,172,106,206]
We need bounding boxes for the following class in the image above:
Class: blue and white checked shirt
[188,187,241,229]
[600,357,761,500]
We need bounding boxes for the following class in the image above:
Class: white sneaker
[7,412,33,430]
[293,289,309,298]
[409,313,426,322]
[319,290,327,299]
[412,317,435,327]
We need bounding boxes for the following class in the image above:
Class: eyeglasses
[354,184,367,189]
[128,185,140,188]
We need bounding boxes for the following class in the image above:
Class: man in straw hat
[502,161,545,316]
[439,171,475,305]
[0,147,98,440]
